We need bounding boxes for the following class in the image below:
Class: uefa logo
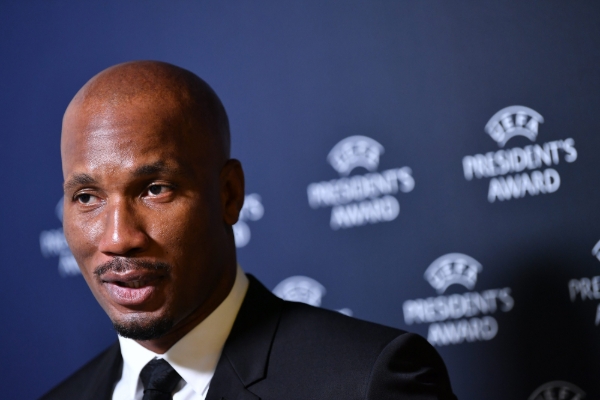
[484,105,544,147]
[273,276,326,307]
[403,253,514,346]
[327,135,385,176]
[424,253,482,294]
[307,135,414,230]
[273,275,352,316]
[528,381,585,400]
[462,105,577,202]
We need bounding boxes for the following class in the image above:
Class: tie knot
[140,358,182,399]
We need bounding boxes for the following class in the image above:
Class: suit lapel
[206,275,284,400]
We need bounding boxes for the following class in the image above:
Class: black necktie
[140,358,182,400]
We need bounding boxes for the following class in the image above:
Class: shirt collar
[118,264,249,398]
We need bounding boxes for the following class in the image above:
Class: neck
[135,262,237,354]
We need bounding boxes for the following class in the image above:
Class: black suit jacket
[41,275,457,400]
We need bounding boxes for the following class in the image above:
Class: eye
[146,184,171,196]
[74,193,100,205]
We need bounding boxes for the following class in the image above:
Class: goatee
[95,257,175,340]
[112,315,174,341]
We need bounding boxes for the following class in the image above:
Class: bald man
[41,61,457,400]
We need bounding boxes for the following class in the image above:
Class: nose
[97,198,149,256]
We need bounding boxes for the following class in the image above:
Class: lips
[100,272,165,307]
[118,279,148,289]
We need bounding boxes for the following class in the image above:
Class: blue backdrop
[2,2,599,399]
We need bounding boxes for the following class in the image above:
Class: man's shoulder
[250,299,457,399]
[40,342,122,400]
[280,299,404,346]
[246,275,426,358]
[276,300,444,365]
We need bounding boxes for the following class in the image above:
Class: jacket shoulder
[366,332,458,400]
[40,342,122,400]
[280,300,405,345]
[266,301,457,399]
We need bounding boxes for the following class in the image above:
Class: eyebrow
[63,173,97,193]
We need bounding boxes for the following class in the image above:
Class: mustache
[94,258,172,277]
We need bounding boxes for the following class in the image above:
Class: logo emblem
[403,253,514,346]
[233,193,264,248]
[528,381,585,400]
[327,135,384,176]
[273,276,352,315]
[462,105,577,202]
[424,253,482,294]
[273,276,326,307]
[485,105,544,147]
[307,135,414,230]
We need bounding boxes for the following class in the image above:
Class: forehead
[61,98,210,180]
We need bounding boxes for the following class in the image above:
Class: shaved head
[65,60,230,161]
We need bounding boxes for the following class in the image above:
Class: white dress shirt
[112,265,249,400]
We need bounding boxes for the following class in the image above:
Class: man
[42,61,457,400]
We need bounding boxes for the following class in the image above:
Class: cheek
[151,218,204,263]
[154,201,219,247]
[63,212,104,266]
[150,205,223,283]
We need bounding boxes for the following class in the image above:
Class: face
[61,96,243,345]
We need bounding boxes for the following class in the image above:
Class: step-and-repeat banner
[2,2,599,399]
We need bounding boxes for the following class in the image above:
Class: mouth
[113,279,151,289]
[100,272,166,308]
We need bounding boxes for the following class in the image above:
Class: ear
[220,159,245,225]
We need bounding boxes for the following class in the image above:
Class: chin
[111,313,175,341]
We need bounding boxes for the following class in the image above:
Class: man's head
[61,61,244,352]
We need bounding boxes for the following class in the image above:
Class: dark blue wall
[2,2,599,399]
